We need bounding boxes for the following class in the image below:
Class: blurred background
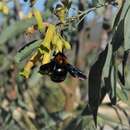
[0,0,130,130]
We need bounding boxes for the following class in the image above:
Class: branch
[56,2,108,26]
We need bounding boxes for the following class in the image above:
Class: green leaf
[15,40,42,63]
[124,5,130,51]
[120,0,130,21]
[125,66,130,90]
[105,54,117,105]
[118,51,129,85]
[102,43,112,78]
[0,18,36,45]
[82,45,108,125]
[111,19,124,52]
[109,62,117,104]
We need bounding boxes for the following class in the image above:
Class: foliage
[0,0,130,130]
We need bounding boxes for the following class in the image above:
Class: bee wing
[39,63,52,75]
[66,64,87,80]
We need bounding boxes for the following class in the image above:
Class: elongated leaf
[124,5,130,51]
[104,55,117,105]
[112,19,124,52]
[15,40,42,63]
[82,1,130,125]
[112,0,125,28]
[102,43,112,78]
[106,2,125,88]
[118,51,129,85]
[112,0,130,52]
[120,0,130,21]
[0,18,36,45]
[101,2,125,103]
[109,60,117,105]
[82,45,108,125]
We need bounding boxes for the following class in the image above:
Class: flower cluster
[20,8,71,78]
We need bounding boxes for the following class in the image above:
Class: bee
[39,52,87,82]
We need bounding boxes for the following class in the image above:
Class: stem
[65,3,108,23]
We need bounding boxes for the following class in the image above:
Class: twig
[41,3,108,29]
[65,3,108,24]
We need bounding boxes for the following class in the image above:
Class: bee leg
[66,64,87,80]
[39,63,52,75]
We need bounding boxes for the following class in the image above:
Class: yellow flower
[41,24,56,49]
[21,51,41,78]
[41,52,51,65]
[33,8,44,32]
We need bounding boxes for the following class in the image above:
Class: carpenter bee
[39,52,87,82]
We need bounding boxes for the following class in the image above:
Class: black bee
[39,52,87,82]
